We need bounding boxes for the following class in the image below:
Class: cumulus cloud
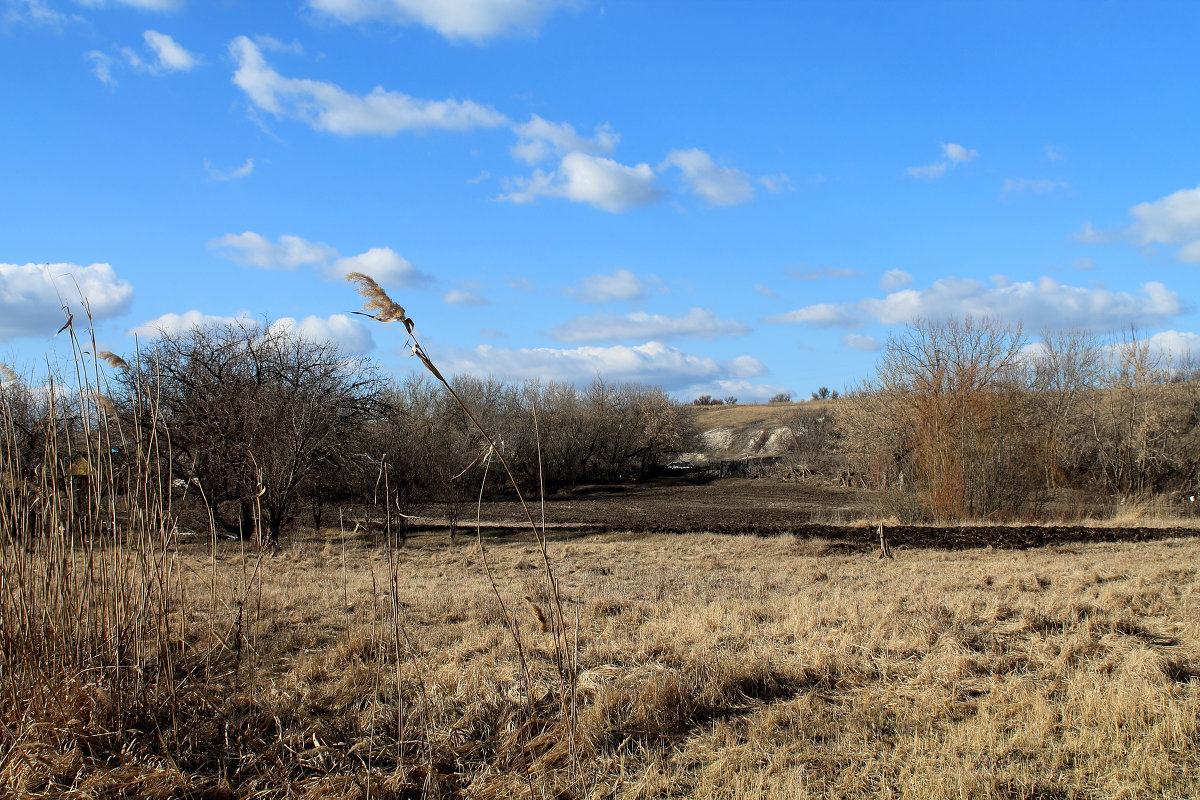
[500,152,661,212]
[679,379,793,403]
[1144,329,1200,360]
[0,262,134,341]
[443,288,489,306]
[764,303,861,328]
[659,148,754,206]
[566,268,659,303]
[205,157,254,181]
[142,30,197,71]
[306,0,573,42]
[766,276,1187,333]
[229,36,507,135]
[210,231,337,269]
[843,333,881,351]
[130,311,375,354]
[546,308,749,343]
[1003,178,1067,196]
[329,247,433,287]
[862,277,1185,330]
[128,310,250,338]
[908,142,978,179]
[510,114,618,164]
[1128,184,1200,262]
[210,232,432,287]
[880,268,913,290]
[443,340,766,389]
[269,314,375,353]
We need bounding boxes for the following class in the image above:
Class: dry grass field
[9,522,1198,799]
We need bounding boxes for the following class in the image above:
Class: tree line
[809,317,1200,521]
[1,321,689,545]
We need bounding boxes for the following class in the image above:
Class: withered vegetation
[2,303,1199,799]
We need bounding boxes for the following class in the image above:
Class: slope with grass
[679,400,832,464]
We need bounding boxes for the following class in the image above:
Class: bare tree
[1029,328,1104,491]
[844,316,1039,521]
[126,321,385,546]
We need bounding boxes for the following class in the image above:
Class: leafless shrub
[842,316,1041,521]
[123,320,387,546]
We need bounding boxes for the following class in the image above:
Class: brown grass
[8,525,1197,798]
[684,399,832,433]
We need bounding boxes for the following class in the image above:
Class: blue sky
[3,0,1199,400]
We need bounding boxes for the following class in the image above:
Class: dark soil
[411,476,1200,551]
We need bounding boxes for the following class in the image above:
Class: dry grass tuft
[345,271,409,326]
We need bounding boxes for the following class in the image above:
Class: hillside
[678,399,835,464]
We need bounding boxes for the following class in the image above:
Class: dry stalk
[347,272,576,770]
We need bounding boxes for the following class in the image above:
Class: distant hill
[678,400,835,464]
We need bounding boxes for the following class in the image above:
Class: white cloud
[1144,329,1200,360]
[765,303,861,328]
[443,288,488,306]
[130,311,375,354]
[942,143,978,164]
[753,284,778,298]
[758,173,792,193]
[77,0,183,10]
[861,276,1185,331]
[679,378,793,404]
[85,50,117,86]
[1045,145,1062,162]
[209,233,431,288]
[205,157,254,181]
[500,152,661,212]
[329,247,433,287]
[466,169,490,184]
[765,276,1186,333]
[510,114,618,164]
[129,310,249,338]
[547,308,749,342]
[1128,184,1200,262]
[906,161,948,179]
[269,314,375,353]
[209,232,337,269]
[1072,257,1095,271]
[1003,178,1067,195]
[443,340,766,389]
[659,148,754,206]
[142,29,196,71]
[229,36,507,135]
[305,0,573,42]
[1073,221,1113,244]
[253,34,304,54]
[0,262,134,341]
[880,268,913,290]
[908,142,978,179]
[7,0,76,27]
[566,268,658,303]
[843,333,881,351]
